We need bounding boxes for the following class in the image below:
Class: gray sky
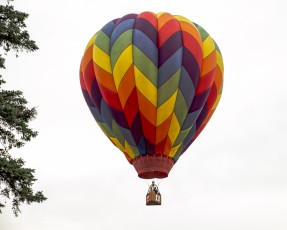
[1,0,287,229]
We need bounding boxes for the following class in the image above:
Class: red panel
[158,19,180,48]
[137,11,157,29]
[155,138,166,154]
[140,113,156,144]
[83,60,95,95]
[195,68,216,95]
[206,83,218,110]
[124,88,139,127]
[98,83,123,111]
[182,31,203,69]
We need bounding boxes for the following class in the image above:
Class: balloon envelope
[80,12,224,179]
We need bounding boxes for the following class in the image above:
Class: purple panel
[138,137,146,156]
[115,13,138,27]
[130,112,143,145]
[188,89,211,113]
[158,31,182,67]
[144,137,155,155]
[110,107,129,129]
[196,104,208,129]
[90,79,102,112]
[134,18,158,46]
[102,20,118,38]
[82,89,94,107]
[182,47,200,89]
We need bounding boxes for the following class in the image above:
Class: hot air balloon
[80,12,224,190]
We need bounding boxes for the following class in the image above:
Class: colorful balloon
[80,12,224,179]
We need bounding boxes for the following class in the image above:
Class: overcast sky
[1,0,287,229]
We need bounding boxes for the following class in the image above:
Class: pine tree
[0,0,46,216]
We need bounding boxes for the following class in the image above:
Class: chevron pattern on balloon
[80,11,224,172]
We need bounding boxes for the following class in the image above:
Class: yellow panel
[156,12,165,18]
[110,137,125,152]
[124,141,136,159]
[97,122,109,137]
[134,66,157,107]
[93,45,112,74]
[174,15,192,24]
[216,50,224,75]
[202,35,215,58]
[156,90,178,126]
[85,33,97,52]
[113,45,133,91]
[212,94,222,110]
[168,144,181,158]
[168,113,180,145]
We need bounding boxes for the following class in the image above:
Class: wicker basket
[146,190,161,205]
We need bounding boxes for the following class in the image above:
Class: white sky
[1,0,287,229]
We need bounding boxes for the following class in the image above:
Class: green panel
[95,31,110,55]
[172,144,184,162]
[173,90,188,126]
[110,30,133,69]
[133,45,158,87]
[158,68,181,107]
[112,120,125,147]
[129,144,140,158]
[213,40,222,54]
[97,122,114,137]
[195,24,209,42]
[173,127,192,147]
